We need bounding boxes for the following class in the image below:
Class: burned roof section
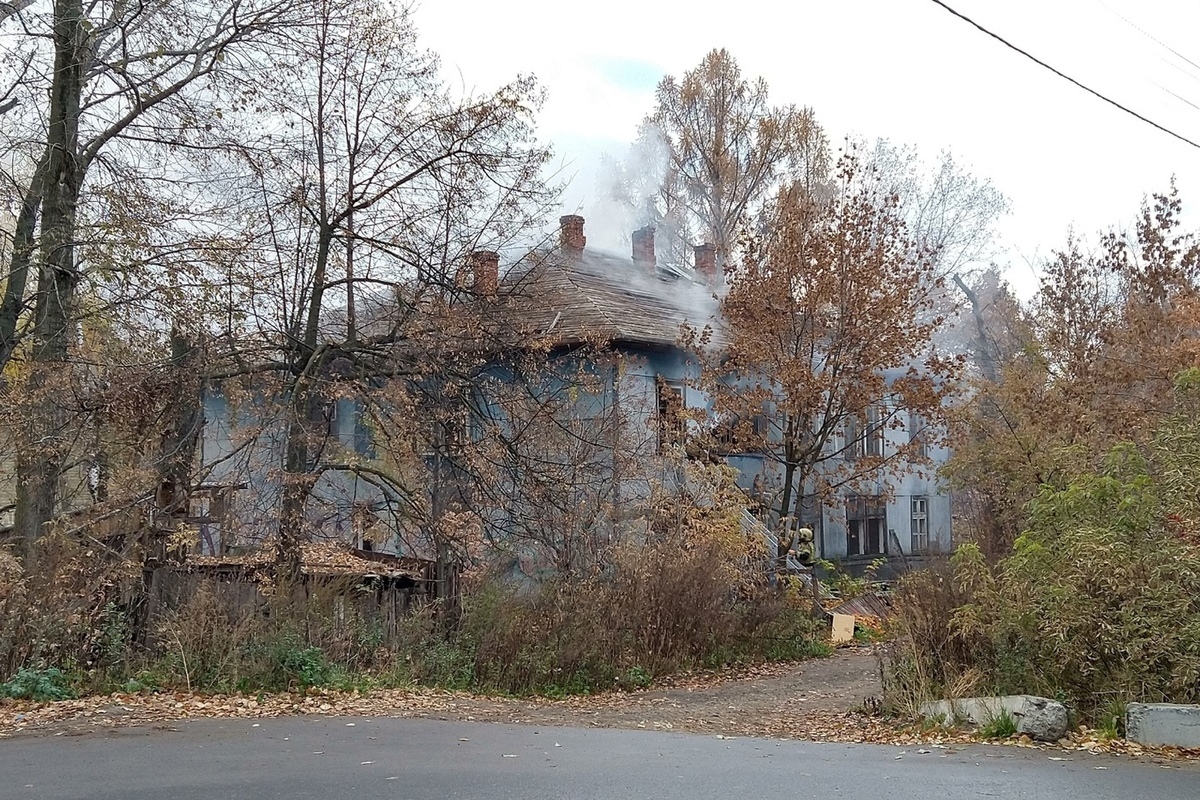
[497,217,725,351]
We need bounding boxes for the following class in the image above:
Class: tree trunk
[791,487,824,615]
[154,331,206,520]
[952,273,998,384]
[14,0,85,559]
[0,153,48,372]
[276,222,335,582]
[277,376,320,585]
[775,458,797,583]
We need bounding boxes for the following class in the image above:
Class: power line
[1158,84,1200,114]
[926,0,1200,151]
[1097,0,1200,82]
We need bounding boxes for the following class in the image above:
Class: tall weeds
[2,531,827,697]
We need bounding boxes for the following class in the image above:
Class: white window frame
[911,496,929,552]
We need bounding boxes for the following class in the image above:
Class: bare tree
[200,0,552,581]
[2,0,301,556]
[607,49,828,270]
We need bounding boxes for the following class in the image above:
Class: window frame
[846,495,887,556]
[909,411,930,461]
[910,495,929,552]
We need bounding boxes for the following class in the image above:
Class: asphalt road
[2,717,1197,800]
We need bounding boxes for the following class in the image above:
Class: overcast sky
[414,0,1200,297]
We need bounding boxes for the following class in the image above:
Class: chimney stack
[632,226,656,271]
[469,250,499,296]
[694,243,717,284]
[559,214,586,253]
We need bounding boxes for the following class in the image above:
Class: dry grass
[878,558,990,717]
[2,526,827,698]
[0,532,137,679]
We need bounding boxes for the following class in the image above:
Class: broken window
[187,485,236,555]
[846,495,886,556]
[656,377,686,453]
[710,407,769,454]
[910,496,929,552]
[352,505,380,552]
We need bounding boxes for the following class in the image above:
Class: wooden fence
[141,564,438,649]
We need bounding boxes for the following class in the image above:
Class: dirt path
[468,646,883,734]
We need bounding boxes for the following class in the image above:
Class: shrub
[273,638,331,690]
[400,526,829,696]
[0,532,138,678]
[885,374,1200,721]
[880,555,990,716]
[953,443,1200,717]
[1,667,76,702]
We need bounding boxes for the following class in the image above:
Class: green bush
[886,372,1200,721]
[954,443,1200,716]
[274,639,331,690]
[1,667,77,702]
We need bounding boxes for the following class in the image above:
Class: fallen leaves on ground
[0,659,1195,766]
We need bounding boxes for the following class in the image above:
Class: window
[909,412,929,461]
[846,405,886,459]
[352,505,378,552]
[418,406,469,458]
[711,408,770,455]
[864,406,886,458]
[843,415,859,457]
[846,496,886,556]
[656,377,685,453]
[441,407,469,453]
[187,485,235,555]
[911,496,929,552]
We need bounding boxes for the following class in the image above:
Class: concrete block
[1126,703,1200,748]
[920,695,1069,742]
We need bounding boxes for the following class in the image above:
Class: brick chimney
[632,226,656,271]
[559,214,586,253]
[469,250,499,296]
[694,243,717,284]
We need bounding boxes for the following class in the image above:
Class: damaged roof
[188,541,428,581]
[500,248,725,350]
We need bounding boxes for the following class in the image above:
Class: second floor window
[656,378,685,453]
[846,405,886,459]
[909,411,929,460]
